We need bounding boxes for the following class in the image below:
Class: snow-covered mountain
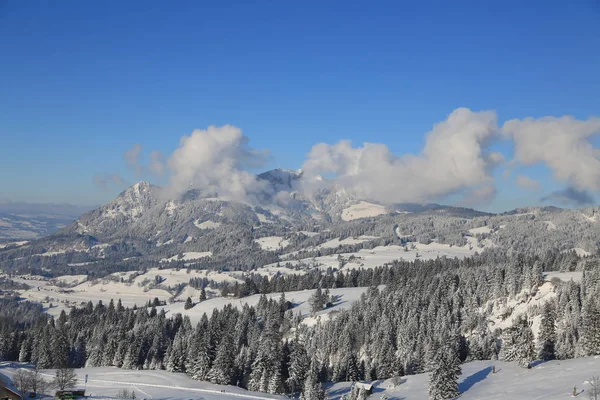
[1,169,600,277]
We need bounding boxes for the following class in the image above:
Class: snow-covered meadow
[3,357,600,400]
[0,363,284,400]
[327,357,600,400]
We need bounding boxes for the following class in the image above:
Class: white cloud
[166,125,270,201]
[124,143,144,176]
[458,184,497,207]
[516,174,541,191]
[301,108,500,204]
[149,151,165,176]
[502,116,600,191]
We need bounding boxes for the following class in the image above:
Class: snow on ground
[327,357,600,400]
[256,212,271,223]
[15,275,173,317]
[157,287,368,325]
[316,236,379,249]
[0,363,283,400]
[251,265,307,278]
[580,212,597,222]
[544,271,583,283]
[468,226,493,235]
[0,240,28,249]
[299,231,319,237]
[51,274,88,286]
[161,252,213,263]
[543,220,557,230]
[394,227,412,239]
[571,247,591,257]
[485,281,557,337]
[165,200,178,216]
[277,242,478,271]
[7,267,248,319]
[255,236,290,251]
[341,201,387,221]
[194,219,222,230]
[67,261,97,267]
[2,355,600,400]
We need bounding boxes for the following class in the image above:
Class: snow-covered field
[0,363,283,400]
[341,201,387,221]
[8,267,244,318]
[194,220,222,230]
[3,357,600,400]
[327,357,600,400]
[255,236,290,251]
[160,252,213,263]
[0,240,28,249]
[156,286,368,325]
[316,236,379,250]
[275,241,479,271]
[4,268,366,325]
[468,226,493,235]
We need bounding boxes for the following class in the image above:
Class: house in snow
[353,382,373,394]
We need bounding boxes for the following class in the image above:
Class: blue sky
[1,0,599,212]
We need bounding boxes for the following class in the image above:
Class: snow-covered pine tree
[207,332,235,385]
[287,335,310,394]
[537,301,556,360]
[428,346,461,400]
[301,360,326,400]
[309,287,325,314]
[184,297,193,310]
[578,296,600,356]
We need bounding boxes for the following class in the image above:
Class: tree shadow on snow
[529,359,549,368]
[326,385,352,400]
[458,366,493,393]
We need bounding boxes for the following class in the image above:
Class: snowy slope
[341,201,387,221]
[156,286,368,325]
[0,364,283,400]
[327,357,600,400]
[275,242,478,271]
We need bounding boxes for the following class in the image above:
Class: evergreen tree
[207,333,235,385]
[301,360,326,400]
[578,297,600,356]
[287,337,310,394]
[428,346,461,400]
[538,302,556,360]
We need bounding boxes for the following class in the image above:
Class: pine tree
[428,346,461,400]
[309,288,325,314]
[287,337,310,394]
[189,335,212,381]
[184,297,193,310]
[207,333,235,385]
[301,360,325,400]
[538,302,556,360]
[578,297,600,356]
[500,315,535,368]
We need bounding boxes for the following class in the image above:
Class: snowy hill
[0,364,284,400]
[327,357,600,400]
[1,174,600,280]
[3,358,600,400]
